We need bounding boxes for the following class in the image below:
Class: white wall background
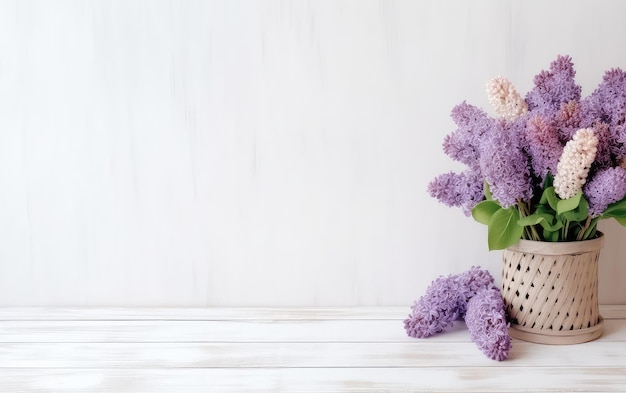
[0,0,625,306]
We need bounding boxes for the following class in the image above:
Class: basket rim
[508,317,604,345]
[506,231,604,255]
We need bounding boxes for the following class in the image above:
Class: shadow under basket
[501,233,604,345]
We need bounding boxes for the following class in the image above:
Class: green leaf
[517,214,545,227]
[561,197,588,222]
[518,212,562,231]
[487,207,523,251]
[540,187,559,211]
[472,200,501,225]
[602,197,626,217]
[557,192,582,215]
[599,197,626,227]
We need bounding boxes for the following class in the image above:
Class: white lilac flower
[487,76,528,121]
[553,128,599,199]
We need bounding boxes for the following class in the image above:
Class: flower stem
[517,199,541,241]
[578,216,598,240]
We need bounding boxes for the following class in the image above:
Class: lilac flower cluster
[465,288,511,361]
[584,167,626,217]
[554,101,583,141]
[403,267,495,338]
[427,170,484,216]
[526,114,562,180]
[404,267,511,361]
[403,275,462,338]
[443,102,494,172]
[431,55,626,219]
[479,119,533,207]
[580,68,626,162]
[487,76,528,120]
[525,55,581,112]
[553,128,598,199]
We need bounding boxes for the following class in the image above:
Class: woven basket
[501,233,604,344]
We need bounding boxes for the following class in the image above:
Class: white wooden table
[1,306,625,392]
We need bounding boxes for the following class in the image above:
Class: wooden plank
[0,305,622,321]
[1,319,625,343]
[1,341,625,369]
[0,307,411,321]
[1,367,625,392]
[0,319,458,343]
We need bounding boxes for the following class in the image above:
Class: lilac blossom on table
[404,267,511,361]
[584,166,626,217]
[403,275,462,338]
[403,267,496,338]
[455,267,498,316]
[465,287,511,361]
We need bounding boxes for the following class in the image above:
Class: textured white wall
[0,0,625,306]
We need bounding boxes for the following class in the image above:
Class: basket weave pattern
[502,242,602,334]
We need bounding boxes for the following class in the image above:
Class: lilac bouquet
[429,55,626,250]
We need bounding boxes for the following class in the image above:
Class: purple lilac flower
[584,167,626,217]
[591,122,614,169]
[443,102,494,172]
[581,68,626,126]
[403,267,497,338]
[455,266,497,316]
[613,124,626,161]
[554,101,583,142]
[480,119,533,207]
[526,114,563,179]
[525,55,582,112]
[581,68,626,161]
[427,170,484,216]
[465,288,511,361]
[403,275,463,338]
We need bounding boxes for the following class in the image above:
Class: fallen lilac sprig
[404,267,511,361]
[465,287,511,361]
[403,267,494,334]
